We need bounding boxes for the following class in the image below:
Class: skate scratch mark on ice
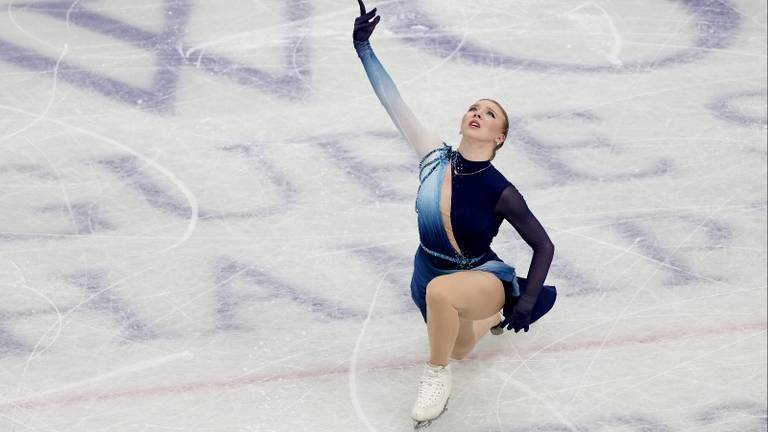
[145,261,256,328]
[565,191,741,409]
[547,210,753,291]
[307,239,412,259]
[349,269,393,432]
[0,103,199,255]
[0,33,67,145]
[497,373,580,431]
[2,14,70,393]
[182,1,398,60]
[587,329,766,413]
[400,2,473,88]
[546,202,764,222]
[708,0,765,28]
[22,136,92,354]
[562,2,624,66]
[14,351,193,403]
[64,1,81,33]
[6,0,59,50]
[492,317,607,431]
[601,237,639,266]
[0,320,763,412]
[0,102,199,352]
[619,0,697,99]
[522,72,766,137]
[8,260,63,400]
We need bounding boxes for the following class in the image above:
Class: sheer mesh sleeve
[354,40,443,160]
[495,184,555,303]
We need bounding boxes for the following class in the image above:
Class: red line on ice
[1,320,764,412]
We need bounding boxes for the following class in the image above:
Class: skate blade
[413,398,449,430]
[490,324,504,335]
[413,419,432,430]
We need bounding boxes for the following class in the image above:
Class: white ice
[0,0,765,431]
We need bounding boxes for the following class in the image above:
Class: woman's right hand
[353,0,381,44]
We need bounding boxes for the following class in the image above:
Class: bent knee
[425,278,453,305]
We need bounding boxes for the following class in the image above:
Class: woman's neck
[457,137,493,161]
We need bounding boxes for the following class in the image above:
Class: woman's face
[460,100,506,145]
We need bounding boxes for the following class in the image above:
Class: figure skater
[353,1,557,427]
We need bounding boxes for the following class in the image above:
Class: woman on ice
[353,1,558,426]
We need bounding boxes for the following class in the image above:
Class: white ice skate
[411,362,451,429]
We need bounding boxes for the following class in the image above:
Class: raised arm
[495,184,555,331]
[353,1,443,160]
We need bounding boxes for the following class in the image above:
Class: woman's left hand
[503,298,535,333]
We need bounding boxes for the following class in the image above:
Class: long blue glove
[351,0,443,160]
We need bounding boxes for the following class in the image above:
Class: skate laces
[416,365,448,407]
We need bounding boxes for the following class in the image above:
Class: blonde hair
[479,98,509,160]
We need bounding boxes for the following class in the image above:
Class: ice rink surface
[0,0,766,431]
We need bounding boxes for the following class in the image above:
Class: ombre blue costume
[355,39,556,327]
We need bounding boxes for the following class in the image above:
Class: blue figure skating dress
[355,40,556,322]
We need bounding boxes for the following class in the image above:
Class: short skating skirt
[409,245,520,323]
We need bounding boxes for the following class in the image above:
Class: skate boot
[411,362,451,429]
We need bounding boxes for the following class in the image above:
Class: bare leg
[426,286,460,366]
[449,319,476,360]
[426,271,505,366]
[450,312,502,360]
[474,312,503,340]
